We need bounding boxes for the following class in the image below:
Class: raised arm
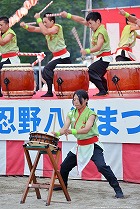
[119,9,138,24]
[61,11,88,26]
[34,13,59,36]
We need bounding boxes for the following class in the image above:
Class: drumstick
[45,13,61,17]
[9,0,38,28]
[71,27,83,50]
[62,109,68,141]
[25,13,61,25]
[53,112,56,133]
[39,1,53,14]
[25,21,36,25]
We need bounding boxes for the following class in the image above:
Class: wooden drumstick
[71,27,86,60]
[62,109,68,141]
[25,21,36,25]
[45,13,61,17]
[71,27,83,50]
[39,1,53,14]
[25,13,61,25]
[53,112,56,133]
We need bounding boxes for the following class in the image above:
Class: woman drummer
[52,89,124,198]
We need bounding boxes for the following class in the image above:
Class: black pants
[0,58,11,69]
[60,144,120,189]
[116,50,131,61]
[116,55,131,61]
[88,58,109,93]
[41,57,71,93]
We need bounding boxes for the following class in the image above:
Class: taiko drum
[1,63,34,99]
[107,61,140,97]
[53,64,89,99]
[28,131,59,151]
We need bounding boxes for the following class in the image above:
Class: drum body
[28,131,59,150]
[107,61,140,97]
[1,63,34,99]
[53,64,89,99]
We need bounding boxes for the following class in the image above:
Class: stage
[0,88,140,184]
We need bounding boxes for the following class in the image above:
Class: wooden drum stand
[20,143,71,206]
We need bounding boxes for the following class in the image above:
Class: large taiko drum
[53,64,89,99]
[107,61,140,97]
[1,63,34,99]
[28,131,59,151]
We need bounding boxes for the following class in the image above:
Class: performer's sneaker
[41,92,53,97]
[114,186,124,198]
[53,186,62,191]
[53,184,67,191]
[93,91,107,96]
[115,192,124,198]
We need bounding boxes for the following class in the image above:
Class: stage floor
[0,88,139,100]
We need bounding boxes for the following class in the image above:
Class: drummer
[20,12,71,97]
[60,11,113,96]
[115,12,140,61]
[52,89,124,198]
[0,16,20,97]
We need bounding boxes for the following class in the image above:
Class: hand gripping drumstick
[71,27,83,50]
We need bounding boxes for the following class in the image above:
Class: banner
[0,98,140,143]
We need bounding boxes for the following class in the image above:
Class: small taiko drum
[53,64,89,99]
[1,63,34,99]
[107,61,140,97]
[28,131,59,151]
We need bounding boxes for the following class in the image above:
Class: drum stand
[20,144,71,206]
[112,75,123,96]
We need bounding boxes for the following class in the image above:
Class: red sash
[2,52,17,58]
[52,48,67,57]
[96,51,111,58]
[77,136,98,146]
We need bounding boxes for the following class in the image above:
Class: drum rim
[55,64,87,67]
[2,63,32,67]
[29,131,59,140]
[108,61,140,67]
